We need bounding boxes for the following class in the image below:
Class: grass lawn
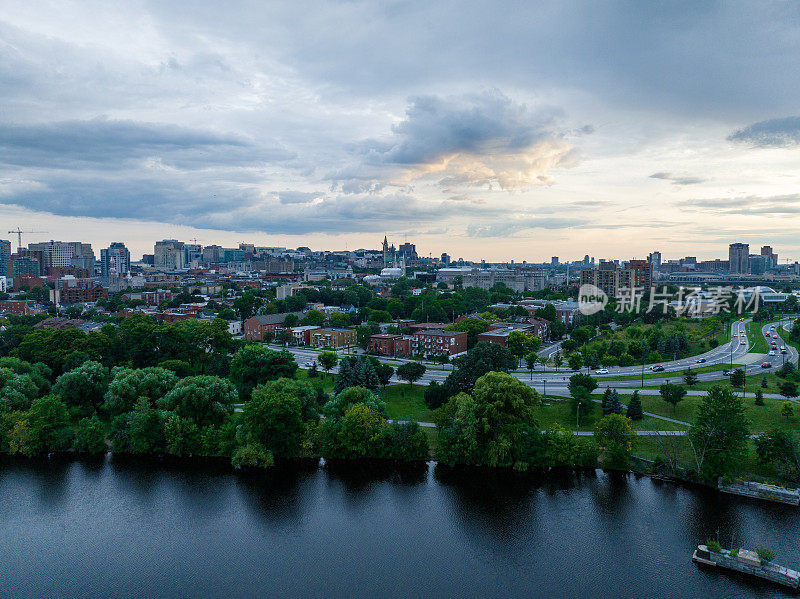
[600,362,741,382]
[533,398,687,432]
[296,367,336,393]
[683,372,789,395]
[745,321,769,353]
[634,390,800,433]
[381,383,434,423]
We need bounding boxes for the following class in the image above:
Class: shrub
[231,442,274,469]
[756,547,775,565]
[706,539,722,553]
[754,389,764,406]
[781,401,794,419]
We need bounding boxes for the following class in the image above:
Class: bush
[756,547,775,565]
[231,442,274,469]
[424,381,451,410]
[706,539,722,553]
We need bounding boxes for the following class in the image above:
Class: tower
[382,236,389,263]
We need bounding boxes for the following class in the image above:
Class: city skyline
[3,3,800,260]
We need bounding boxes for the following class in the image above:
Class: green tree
[231,442,274,469]
[688,385,750,479]
[754,388,765,406]
[525,352,538,380]
[317,351,339,380]
[53,360,110,413]
[229,345,297,401]
[443,342,516,394]
[659,383,687,413]
[26,395,71,454]
[594,414,636,469]
[329,312,351,328]
[323,386,385,419]
[778,381,799,398]
[103,366,179,415]
[553,352,563,371]
[567,352,584,371]
[158,376,237,428]
[730,368,746,389]
[781,401,794,418]
[436,372,542,470]
[73,414,107,454]
[683,368,698,387]
[397,361,426,388]
[253,377,321,421]
[375,363,394,389]
[626,390,643,420]
[240,387,304,458]
[302,310,325,326]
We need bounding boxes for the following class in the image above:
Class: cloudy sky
[2,1,800,262]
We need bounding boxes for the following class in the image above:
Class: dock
[693,545,800,590]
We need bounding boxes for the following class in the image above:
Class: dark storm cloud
[361,91,562,165]
[728,117,800,148]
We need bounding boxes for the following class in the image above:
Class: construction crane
[7,228,48,251]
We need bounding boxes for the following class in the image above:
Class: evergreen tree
[308,362,318,378]
[754,388,764,406]
[602,387,612,415]
[333,359,352,394]
[608,390,623,415]
[626,390,643,420]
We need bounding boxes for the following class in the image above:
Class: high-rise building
[398,242,417,260]
[749,254,767,275]
[154,240,186,270]
[28,241,95,272]
[184,244,203,266]
[728,243,750,274]
[761,245,778,269]
[202,245,223,264]
[647,251,661,271]
[0,240,10,276]
[551,256,559,266]
[100,242,131,278]
[440,253,451,265]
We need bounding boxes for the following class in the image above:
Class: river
[1,456,798,598]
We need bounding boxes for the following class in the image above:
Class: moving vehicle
[722,369,732,376]
[304,361,315,367]
[769,350,775,356]
[782,349,788,354]
[650,365,665,372]
[765,332,770,338]
[595,368,609,374]
[740,340,746,345]
[761,362,772,368]
[696,358,706,363]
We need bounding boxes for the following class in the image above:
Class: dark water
[1,457,798,599]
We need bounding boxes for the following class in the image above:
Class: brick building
[311,328,356,348]
[368,333,414,357]
[412,330,467,358]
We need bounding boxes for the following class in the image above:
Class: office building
[729,243,750,274]
[647,251,661,271]
[154,240,186,270]
[28,241,95,272]
[0,240,10,276]
[761,246,778,269]
[100,242,131,278]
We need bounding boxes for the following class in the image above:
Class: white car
[595,368,609,374]
[732,333,738,337]
[769,350,775,356]
[740,340,746,345]
[304,361,315,367]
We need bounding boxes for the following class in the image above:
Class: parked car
[696,358,706,363]
[761,362,772,368]
[650,365,664,372]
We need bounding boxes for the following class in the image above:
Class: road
[269,317,798,393]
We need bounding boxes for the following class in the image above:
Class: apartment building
[412,330,467,358]
[311,328,356,348]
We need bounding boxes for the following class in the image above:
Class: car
[782,349,788,354]
[771,325,776,330]
[595,368,609,374]
[732,333,738,337]
[696,358,706,363]
[650,365,665,372]
[722,369,732,376]
[740,341,746,345]
[769,350,775,356]
[761,362,772,368]
[304,361,315,367]
[765,333,770,338]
